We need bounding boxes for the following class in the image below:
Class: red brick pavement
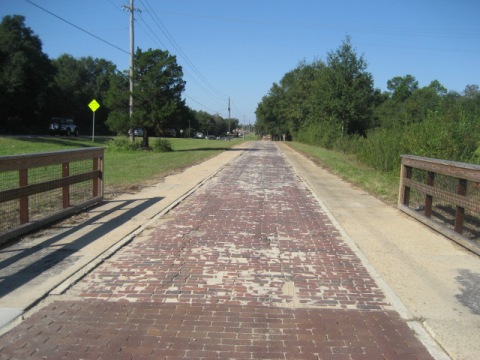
[0,142,434,359]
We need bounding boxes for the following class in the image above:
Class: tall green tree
[322,36,376,136]
[0,15,55,133]
[194,110,215,135]
[53,54,117,134]
[106,48,185,146]
[255,82,287,139]
[133,48,185,145]
[386,74,419,101]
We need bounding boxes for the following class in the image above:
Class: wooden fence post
[425,171,435,218]
[62,162,70,208]
[455,178,467,234]
[19,168,28,224]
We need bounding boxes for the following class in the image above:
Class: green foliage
[256,37,376,140]
[256,36,480,175]
[132,48,185,132]
[323,36,376,136]
[386,75,418,101]
[295,120,342,149]
[52,55,116,134]
[288,142,400,205]
[356,127,404,172]
[152,138,173,152]
[107,136,140,151]
[0,15,55,133]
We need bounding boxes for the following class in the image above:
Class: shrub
[108,136,140,151]
[152,138,173,152]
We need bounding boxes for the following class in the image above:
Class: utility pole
[228,97,231,134]
[122,0,140,120]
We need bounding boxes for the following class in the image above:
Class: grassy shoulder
[0,136,244,194]
[286,141,400,206]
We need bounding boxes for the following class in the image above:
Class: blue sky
[2,0,479,124]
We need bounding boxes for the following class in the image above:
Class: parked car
[194,132,204,139]
[133,128,143,136]
[49,118,79,136]
[206,135,216,140]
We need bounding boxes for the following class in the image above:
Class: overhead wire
[26,0,233,117]
[103,0,229,116]
[140,0,227,111]
[24,0,129,55]
[135,12,226,115]
[138,0,229,102]
[184,95,218,115]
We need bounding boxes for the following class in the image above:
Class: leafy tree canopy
[0,15,55,133]
[106,48,186,143]
[386,74,419,101]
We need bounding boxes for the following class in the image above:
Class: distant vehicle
[206,135,216,140]
[194,132,204,139]
[49,118,79,136]
[166,128,176,137]
[133,128,143,136]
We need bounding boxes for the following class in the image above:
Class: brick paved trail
[0,142,434,359]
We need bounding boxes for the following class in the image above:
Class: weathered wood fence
[398,155,480,255]
[0,148,104,244]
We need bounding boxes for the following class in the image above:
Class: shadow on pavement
[0,197,163,298]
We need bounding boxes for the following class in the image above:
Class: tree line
[255,37,480,171]
[0,15,238,141]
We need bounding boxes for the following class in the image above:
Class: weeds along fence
[0,148,104,244]
[399,155,480,256]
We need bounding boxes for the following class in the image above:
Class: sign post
[88,99,100,142]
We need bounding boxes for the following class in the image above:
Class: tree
[255,82,288,139]
[52,54,117,134]
[105,71,130,135]
[322,36,376,136]
[0,15,55,133]
[132,48,185,147]
[386,75,419,101]
[463,84,479,99]
[195,110,215,135]
[106,48,185,147]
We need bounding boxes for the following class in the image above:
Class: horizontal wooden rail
[0,147,104,244]
[399,155,480,256]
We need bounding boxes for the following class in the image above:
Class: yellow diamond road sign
[88,99,100,112]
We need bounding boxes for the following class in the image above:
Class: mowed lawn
[0,136,245,194]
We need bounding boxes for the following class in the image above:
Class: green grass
[0,136,244,193]
[0,136,400,205]
[287,142,400,206]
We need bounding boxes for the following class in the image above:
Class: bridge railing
[398,155,480,255]
[0,147,104,244]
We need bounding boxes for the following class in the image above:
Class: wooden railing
[398,155,480,255]
[0,148,104,244]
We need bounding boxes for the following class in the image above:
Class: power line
[138,0,228,101]
[136,12,226,107]
[24,0,129,55]
[184,95,219,115]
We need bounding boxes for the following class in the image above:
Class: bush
[356,127,404,172]
[108,136,140,151]
[152,138,173,152]
[295,120,342,149]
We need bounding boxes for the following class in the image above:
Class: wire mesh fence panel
[0,148,104,243]
[0,200,20,233]
[399,155,480,252]
[29,188,64,222]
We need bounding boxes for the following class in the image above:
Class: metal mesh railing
[399,155,480,255]
[0,148,104,243]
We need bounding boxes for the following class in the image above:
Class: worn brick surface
[0,142,434,359]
